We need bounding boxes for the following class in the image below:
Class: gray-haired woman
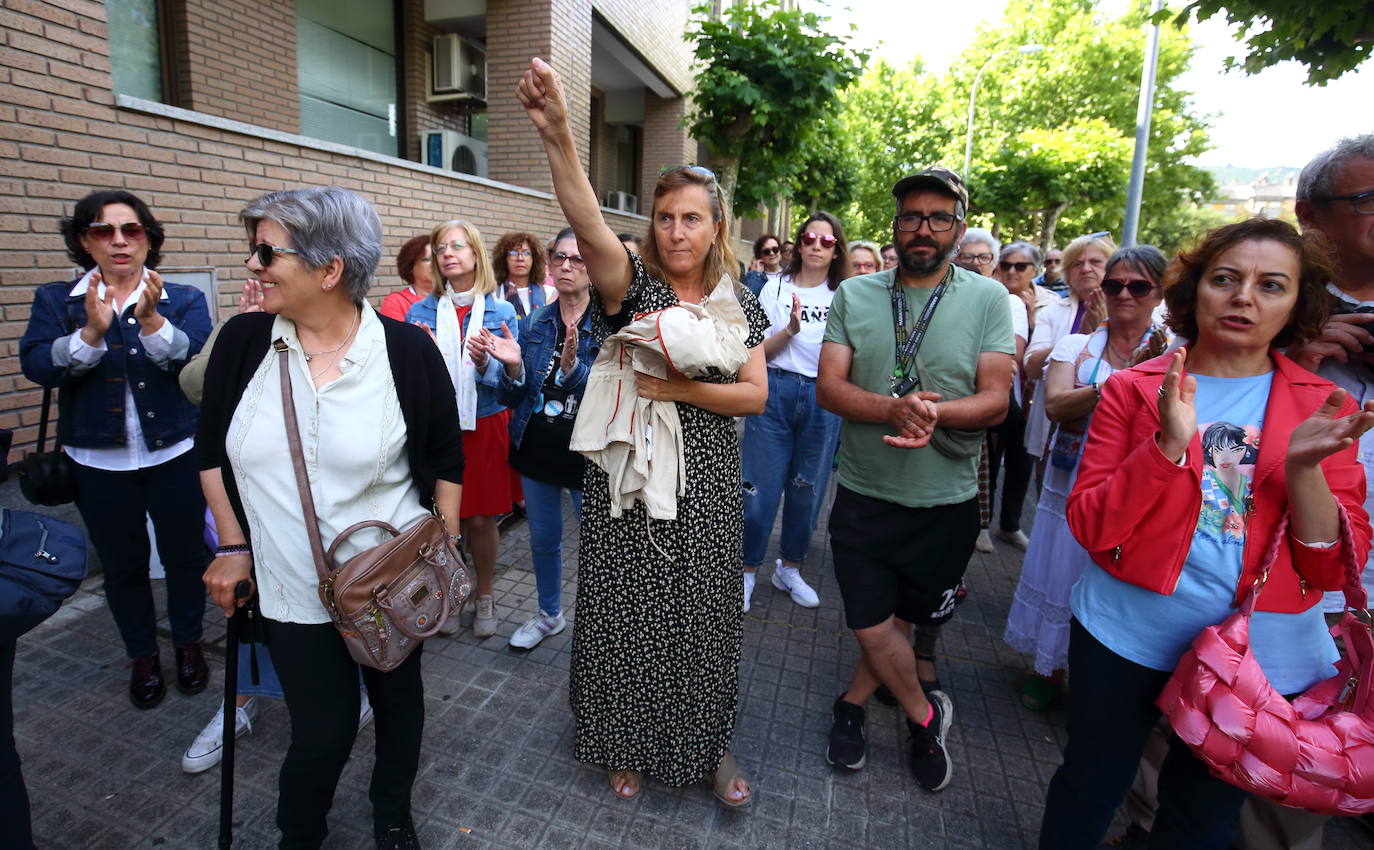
[198,187,464,850]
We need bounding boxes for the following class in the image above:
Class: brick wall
[0,0,648,457]
[171,0,299,134]
[593,0,693,95]
[638,90,695,216]
[485,0,593,191]
[402,0,473,162]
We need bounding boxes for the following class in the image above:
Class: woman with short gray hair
[198,186,464,849]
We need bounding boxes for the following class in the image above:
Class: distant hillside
[1205,165,1301,185]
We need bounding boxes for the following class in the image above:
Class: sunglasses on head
[759,246,780,256]
[248,242,299,267]
[660,164,716,182]
[1101,278,1156,297]
[800,231,837,248]
[999,261,1033,272]
[86,222,146,241]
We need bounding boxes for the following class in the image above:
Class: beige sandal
[707,752,752,808]
[608,768,641,800]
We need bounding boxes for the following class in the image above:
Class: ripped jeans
[741,367,843,568]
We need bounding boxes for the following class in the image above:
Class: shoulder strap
[36,387,54,452]
[274,339,332,585]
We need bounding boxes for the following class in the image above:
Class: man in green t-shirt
[817,167,1015,792]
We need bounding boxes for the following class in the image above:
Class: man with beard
[816,167,1014,791]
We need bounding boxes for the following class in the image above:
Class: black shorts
[828,485,979,631]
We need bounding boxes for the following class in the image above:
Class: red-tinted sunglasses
[86,222,146,241]
[800,231,837,248]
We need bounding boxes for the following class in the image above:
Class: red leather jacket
[1066,351,1370,614]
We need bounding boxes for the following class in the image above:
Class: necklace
[302,309,360,362]
[304,310,361,380]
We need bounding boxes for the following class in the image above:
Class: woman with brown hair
[519,57,769,806]
[492,230,554,319]
[379,234,434,321]
[1039,218,1374,848]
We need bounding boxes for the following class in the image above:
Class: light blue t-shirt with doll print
[1072,371,1339,694]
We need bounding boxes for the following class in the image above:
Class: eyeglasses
[506,249,532,258]
[248,242,299,267]
[86,222,146,241]
[852,261,877,272]
[800,231,837,248]
[894,212,959,232]
[1043,258,1062,267]
[660,164,716,182]
[552,251,586,269]
[999,261,1034,272]
[958,252,994,265]
[759,246,780,256]
[435,241,467,253]
[1313,189,1374,214]
[1101,278,1156,297]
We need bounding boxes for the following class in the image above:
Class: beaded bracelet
[215,543,252,557]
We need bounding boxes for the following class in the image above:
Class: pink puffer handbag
[1157,513,1374,815]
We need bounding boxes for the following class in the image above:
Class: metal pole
[1122,0,1164,247]
[964,54,999,176]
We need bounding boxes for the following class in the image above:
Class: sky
[812,0,1374,170]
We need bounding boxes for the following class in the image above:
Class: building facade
[0,0,698,452]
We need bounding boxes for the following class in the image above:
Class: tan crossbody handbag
[274,339,471,671]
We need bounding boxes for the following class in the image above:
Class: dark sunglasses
[552,251,586,269]
[999,261,1034,272]
[86,222,146,241]
[1043,258,1062,266]
[1101,278,1156,297]
[800,231,837,248]
[759,246,780,256]
[248,242,300,267]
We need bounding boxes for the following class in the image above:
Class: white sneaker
[182,698,257,774]
[358,691,374,729]
[438,609,462,636]
[771,561,820,608]
[993,528,1030,551]
[508,610,567,650]
[975,529,995,553]
[472,594,498,638]
[743,572,756,613]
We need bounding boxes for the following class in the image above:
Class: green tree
[1163,1,1374,86]
[686,0,867,215]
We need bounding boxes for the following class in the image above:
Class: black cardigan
[196,311,464,547]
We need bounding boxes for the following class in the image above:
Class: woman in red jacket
[1039,218,1374,849]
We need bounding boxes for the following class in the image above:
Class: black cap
[892,167,969,212]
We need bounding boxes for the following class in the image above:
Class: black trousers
[71,451,210,658]
[1,640,35,850]
[988,391,1033,533]
[265,619,424,849]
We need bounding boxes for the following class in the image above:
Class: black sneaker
[375,817,421,850]
[826,696,867,769]
[907,690,953,791]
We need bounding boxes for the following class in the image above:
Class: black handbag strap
[36,387,58,452]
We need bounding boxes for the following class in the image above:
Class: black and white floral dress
[570,253,769,785]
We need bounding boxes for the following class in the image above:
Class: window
[614,125,641,196]
[296,0,402,157]
[108,0,167,102]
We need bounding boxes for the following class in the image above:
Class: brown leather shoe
[174,642,209,695]
[130,652,165,709]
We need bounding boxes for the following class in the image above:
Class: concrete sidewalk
[8,480,1373,848]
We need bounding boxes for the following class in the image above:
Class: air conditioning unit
[604,191,638,213]
[423,130,488,178]
[432,34,486,100]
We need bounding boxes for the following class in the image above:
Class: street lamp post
[963,43,1044,177]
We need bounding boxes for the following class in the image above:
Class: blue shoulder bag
[0,508,88,643]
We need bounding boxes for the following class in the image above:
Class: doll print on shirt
[1196,420,1260,543]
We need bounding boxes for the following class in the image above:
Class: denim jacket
[405,292,518,418]
[19,278,211,449]
[498,302,598,448]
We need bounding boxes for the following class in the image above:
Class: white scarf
[435,288,484,431]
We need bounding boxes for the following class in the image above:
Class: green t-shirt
[823,265,1015,508]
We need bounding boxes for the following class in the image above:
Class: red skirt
[459,409,515,519]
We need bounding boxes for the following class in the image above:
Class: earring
[323,283,333,291]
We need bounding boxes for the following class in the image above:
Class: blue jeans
[1039,619,1248,849]
[520,475,582,616]
[741,368,842,568]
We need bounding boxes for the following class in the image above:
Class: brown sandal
[608,769,641,800]
[707,753,752,808]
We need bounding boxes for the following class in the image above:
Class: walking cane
[219,580,252,850]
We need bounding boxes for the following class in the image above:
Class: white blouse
[227,304,426,624]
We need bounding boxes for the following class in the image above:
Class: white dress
[1004,329,1118,674]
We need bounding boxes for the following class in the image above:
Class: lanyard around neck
[889,265,953,397]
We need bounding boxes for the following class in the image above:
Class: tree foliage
[1163,0,1374,86]
[686,0,867,214]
